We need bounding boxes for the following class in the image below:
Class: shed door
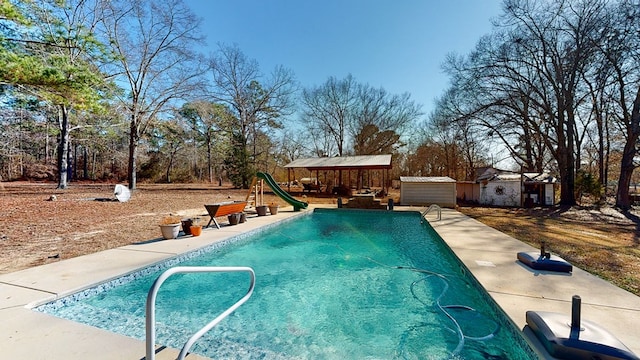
[544,183,554,205]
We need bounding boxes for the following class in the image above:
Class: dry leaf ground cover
[2,182,639,297]
[0,182,335,274]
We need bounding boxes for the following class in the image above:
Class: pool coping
[428,208,640,359]
[1,206,639,359]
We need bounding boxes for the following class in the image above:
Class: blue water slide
[256,172,308,211]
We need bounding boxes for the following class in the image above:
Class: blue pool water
[38,210,535,359]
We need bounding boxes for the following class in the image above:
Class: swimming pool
[37,209,536,359]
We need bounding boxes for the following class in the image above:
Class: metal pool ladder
[145,266,256,360]
[421,204,442,222]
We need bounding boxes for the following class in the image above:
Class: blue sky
[186,0,504,119]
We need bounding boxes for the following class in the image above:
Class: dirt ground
[2,182,639,297]
[0,182,344,274]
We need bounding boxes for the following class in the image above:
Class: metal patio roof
[284,154,392,170]
[400,176,456,183]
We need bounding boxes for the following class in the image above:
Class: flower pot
[190,225,202,236]
[269,205,279,215]
[239,213,246,223]
[228,213,241,225]
[256,205,268,216]
[181,219,193,235]
[159,223,180,239]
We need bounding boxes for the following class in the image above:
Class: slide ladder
[256,172,308,211]
[245,177,258,207]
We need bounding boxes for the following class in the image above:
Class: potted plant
[256,204,268,216]
[159,215,182,239]
[189,217,203,236]
[181,218,193,235]
[268,202,279,215]
[228,212,241,225]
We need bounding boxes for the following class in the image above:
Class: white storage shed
[400,176,457,208]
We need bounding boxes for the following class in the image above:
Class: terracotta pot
[159,224,180,239]
[256,205,268,216]
[190,225,202,236]
[269,205,279,215]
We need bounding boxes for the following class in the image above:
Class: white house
[474,168,558,207]
[479,173,522,207]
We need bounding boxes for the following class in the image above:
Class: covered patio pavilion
[283,154,392,195]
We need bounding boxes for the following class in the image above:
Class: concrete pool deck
[429,209,640,359]
[1,206,639,359]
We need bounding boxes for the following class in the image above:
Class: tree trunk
[57,104,70,189]
[616,88,640,210]
[241,134,250,189]
[73,143,78,181]
[83,146,88,179]
[604,117,610,198]
[127,115,139,190]
[166,149,176,183]
[554,102,577,206]
[595,107,609,202]
[207,137,213,183]
[616,142,635,210]
[45,121,50,164]
[560,165,577,205]
[555,130,577,207]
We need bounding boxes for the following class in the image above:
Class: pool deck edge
[428,208,640,359]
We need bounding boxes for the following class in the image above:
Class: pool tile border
[34,211,312,313]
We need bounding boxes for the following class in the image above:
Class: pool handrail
[421,204,442,222]
[145,266,256,360]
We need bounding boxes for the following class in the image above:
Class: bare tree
[501,0,609,205]
[158,119,186,183]
[436,0,608,205]
[209,43,296,188]
[350,84,421,154]
[99,0,208,190]
[427,85,491,180]
[307,121,339,158]
[582,63,613,196]
[301,75,357,156]
[279,130,307,162]
[302,74,422,157]
[598,0,640,209]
